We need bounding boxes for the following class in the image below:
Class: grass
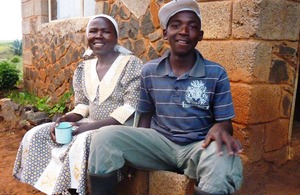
[0,41,14,60]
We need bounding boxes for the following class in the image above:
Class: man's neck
[169,52,196,77]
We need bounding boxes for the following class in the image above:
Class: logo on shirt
[182,80,209,109]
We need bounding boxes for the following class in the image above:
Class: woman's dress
[13,54,143,195]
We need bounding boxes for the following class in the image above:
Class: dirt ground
[1,126,300,195]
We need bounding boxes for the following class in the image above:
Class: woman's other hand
[50,113,83,142]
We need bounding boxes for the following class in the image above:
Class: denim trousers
[88,125,243,194]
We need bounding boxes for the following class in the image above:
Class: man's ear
[198,30,204,42]
[163,29,168,40]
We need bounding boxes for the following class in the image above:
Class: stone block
[264,119,289,152]
[22,0,34,18]
[263,146,289,166]
[34,0,48,16]
[197,41,272,83]
[248,85,281,124]
[22,20,31,35]
[232,0,258,39]
[121,0,150,19]
[149,171,195,195]
[231,83,252,124]
[233,124,264,163]
[290,143,300,161]
[118,170,149,195]
[280,90,293,118]
[258,0,300,40]
[199,1,231,39]
[22,50,32,65]
[231,83,282,124]
[233,0,300,40]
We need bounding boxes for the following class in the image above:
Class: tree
[10,39,22,56]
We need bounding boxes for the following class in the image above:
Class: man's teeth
[178,40,187,43]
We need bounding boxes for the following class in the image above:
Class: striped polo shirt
[137,49,235,145]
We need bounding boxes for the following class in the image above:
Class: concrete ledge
[149,171,195,195]
[118,170,195,195]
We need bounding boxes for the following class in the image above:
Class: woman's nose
[95,31,103,38]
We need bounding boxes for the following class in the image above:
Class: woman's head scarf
[83,14,132,58]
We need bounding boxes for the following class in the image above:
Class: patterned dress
[13,54,143,195]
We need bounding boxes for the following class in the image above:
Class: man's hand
[202,120,242,155]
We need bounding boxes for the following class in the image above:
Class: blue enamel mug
[55,122,73,144]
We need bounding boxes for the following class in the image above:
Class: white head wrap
[83,14,132,58]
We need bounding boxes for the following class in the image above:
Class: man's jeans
[88,126,243,194]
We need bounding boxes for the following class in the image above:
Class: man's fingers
[215,137,223,155]
[233,140,243,154]
[202,134,212,148]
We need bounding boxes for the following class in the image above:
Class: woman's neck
[96,51,119,67]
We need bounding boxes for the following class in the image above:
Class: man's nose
[179,25,189,34]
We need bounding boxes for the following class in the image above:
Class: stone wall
[21,0,300,166]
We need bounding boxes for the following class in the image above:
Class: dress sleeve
[67,62,89,117]
[109,56,143,124]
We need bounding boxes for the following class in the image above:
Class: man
[87,0,243,194]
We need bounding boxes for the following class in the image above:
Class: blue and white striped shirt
[137,50,235,145]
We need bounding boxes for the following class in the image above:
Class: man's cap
[158,0,202,29]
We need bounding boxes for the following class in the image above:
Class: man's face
[163,11,203,56]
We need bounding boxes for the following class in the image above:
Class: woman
[13,14,143,195]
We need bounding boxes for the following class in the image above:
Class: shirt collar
[156,49,206,77]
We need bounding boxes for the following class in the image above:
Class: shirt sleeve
[213,68,235,121]
[109,56,144,124]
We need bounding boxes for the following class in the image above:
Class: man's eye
[170,24,180,28]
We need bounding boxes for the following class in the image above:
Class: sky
[0,0,22,41]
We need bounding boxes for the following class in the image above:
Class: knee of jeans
[91,126,120,146]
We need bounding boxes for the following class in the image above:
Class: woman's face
[87,17,118,56]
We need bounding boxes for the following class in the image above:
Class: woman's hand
[71,122,90,136]
[50,113,83,142]
[72,117,120,136]
[50,116,66,142]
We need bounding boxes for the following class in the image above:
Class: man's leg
[178,141,243,195]
[87,125,178,194]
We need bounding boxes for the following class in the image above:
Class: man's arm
[202,120,242,155]
[137,112,153,128]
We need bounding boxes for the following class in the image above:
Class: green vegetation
[10,56,20,63]
[0,61,20,89]
[8,91,73,117]
[0,40,72,117]
[11,39,22,56]
[0,40,23,81]
[0,41,14,60]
